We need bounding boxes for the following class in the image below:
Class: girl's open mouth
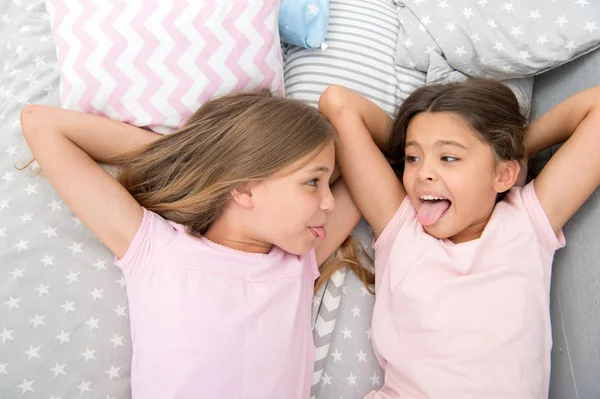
[417,195,451,226]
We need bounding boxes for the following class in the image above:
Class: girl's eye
[441,156,459,162]
[405,155,419,164]
[307,178,320,187]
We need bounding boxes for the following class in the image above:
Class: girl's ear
[231,185,254,209]
[493,159,520,193]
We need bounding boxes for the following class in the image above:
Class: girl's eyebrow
[437,140,468,149]
[405,140,467,150]
[308,166,330,173]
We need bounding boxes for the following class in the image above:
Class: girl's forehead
[406,112,480,145]
[296,141,334,164]
[270,141,335,179]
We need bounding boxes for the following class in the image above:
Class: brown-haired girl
[20,91,361,398]
[320,79,600,398]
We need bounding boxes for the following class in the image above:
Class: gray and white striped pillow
[283,0,426,116]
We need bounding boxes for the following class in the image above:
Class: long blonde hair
[315,235,375,294]
[23,90,375,292]
[109,91,335,235]
[114,91,375,292]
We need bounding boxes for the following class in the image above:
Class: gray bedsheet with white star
[0,1,132,397]
[393,0,600,81]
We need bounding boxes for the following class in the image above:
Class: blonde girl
[21,91,361,398]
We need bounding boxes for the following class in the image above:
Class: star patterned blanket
[0,1,136,397]
[393,0,600,81]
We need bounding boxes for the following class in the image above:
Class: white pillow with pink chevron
[45,0,284,133]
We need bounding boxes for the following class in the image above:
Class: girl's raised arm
[21,106,160,258]
[319,86,405,239]
[527,85,600,234]
[314,178,361,266]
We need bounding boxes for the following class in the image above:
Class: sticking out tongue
[309,226,327,239]
[417,200,451,226]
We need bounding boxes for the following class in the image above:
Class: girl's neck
[204,215,273,254]
[447,215,490,244]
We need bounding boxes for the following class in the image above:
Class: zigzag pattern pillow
[45,0,284,133]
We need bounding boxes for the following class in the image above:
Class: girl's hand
[21,106,160,258]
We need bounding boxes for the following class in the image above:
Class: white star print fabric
[311,219,383,399]
[0,0,132,397]
[393,0,600,80]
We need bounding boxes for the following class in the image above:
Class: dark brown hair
[386,79,526,178]
[316,79,529,294]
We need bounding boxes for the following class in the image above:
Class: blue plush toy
[279,0,329,49]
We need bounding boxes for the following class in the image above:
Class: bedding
[394,0,600,80]
[0,1,132,397]
[0,0,555,398]
[311,219,381,399]
[283,0,426,116]
[45,0,284,133]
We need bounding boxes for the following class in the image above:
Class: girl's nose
[320,186,336,212]
[416,159,437,182]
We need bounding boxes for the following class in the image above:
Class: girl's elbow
[581,85,600,113]
[319,85,351,118]
[20,104,43,139]
[21,104,60,143]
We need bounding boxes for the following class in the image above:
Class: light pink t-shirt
[115,208,319,399]
[366,182,565,399]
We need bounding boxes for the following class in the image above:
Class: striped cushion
[283,0,426,115]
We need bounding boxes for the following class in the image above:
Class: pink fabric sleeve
[371,196,413,280]
[521,181,566,252]
[114,208,176,275]
[372,196,412,256]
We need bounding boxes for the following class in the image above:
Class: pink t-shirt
[366,182,565,399]
[115,208,319,399]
